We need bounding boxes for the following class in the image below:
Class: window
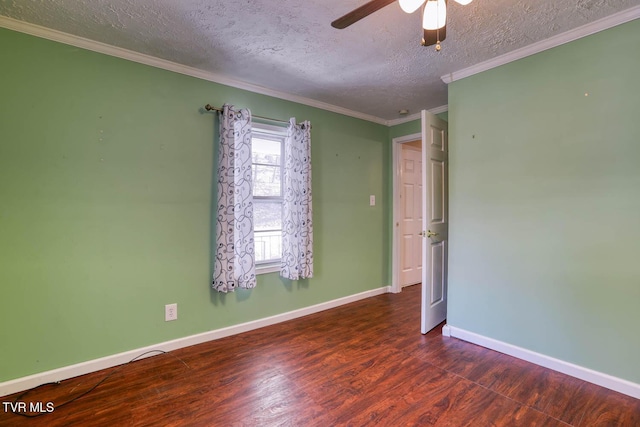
[252,124,285,269]
[214,106,311,291]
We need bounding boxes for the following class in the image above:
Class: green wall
[448,20,640,383]
[0,28,389,382]
[388,112,447,142]
[389,119,421,140]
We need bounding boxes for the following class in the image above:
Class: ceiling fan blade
[331,0,398,29]
[422,24,446,46]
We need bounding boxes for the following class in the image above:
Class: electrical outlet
[165,303,177,321]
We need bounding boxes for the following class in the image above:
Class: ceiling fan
[331,0,473,51]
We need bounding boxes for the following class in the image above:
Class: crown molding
[441,5,640,84]
[428,104,449,115]
[386,104,447,126]
[387,112,421,126]
[0,15,389,126]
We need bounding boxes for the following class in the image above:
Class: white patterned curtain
[212,104,256,292]
[281,119,313,280]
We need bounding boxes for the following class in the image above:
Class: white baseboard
[441,324,451,337]
[0,286,391,398]
[445,325,640,400]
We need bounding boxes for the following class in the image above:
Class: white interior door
[420,111,449,334]
[400,143,422,287]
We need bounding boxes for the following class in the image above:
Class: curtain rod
[204,104,290,126]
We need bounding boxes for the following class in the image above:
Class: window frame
[251,122,286,274]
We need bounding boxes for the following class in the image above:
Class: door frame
[391,132,423,294]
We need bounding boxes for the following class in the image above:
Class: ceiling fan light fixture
[453,0,473,5]
[399,0,425,14]
[422,0,447,30]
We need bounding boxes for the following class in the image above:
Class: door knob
[427,230,438,238]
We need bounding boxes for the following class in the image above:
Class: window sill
[256,263,280,275]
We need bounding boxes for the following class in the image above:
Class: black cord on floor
[10,350,190,418]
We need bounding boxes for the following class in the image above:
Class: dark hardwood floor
[1,284,638,426]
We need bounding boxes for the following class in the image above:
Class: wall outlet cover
[165,303,177,321]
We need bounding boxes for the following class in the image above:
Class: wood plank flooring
[1,284,638,426]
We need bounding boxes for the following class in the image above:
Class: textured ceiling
[0,0,638,121]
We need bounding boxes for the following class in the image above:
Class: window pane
[253,164,281,197]
[255,230,282,263]
[254,200,282,263]
[252,131,283,263]
[252,137,281,165]
[254,201,282,231]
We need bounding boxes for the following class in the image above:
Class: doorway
[391,132,422,294]
[399,139,423,289]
